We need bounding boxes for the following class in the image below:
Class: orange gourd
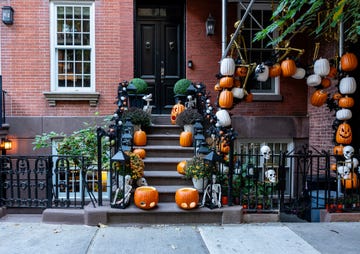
[177,160,187,175]
[214,83,222,91]
[268,63,282,77]
[310,90,328,107]
[341,52,358,72]
[219,76,234,89]
[134,186,159,210]
[133,148,146,159]
[336,122,352,145]
[218,89,233,109]
[244,92,253,102]
[321,78,331,89]
[332,92,342,100]
[220,140,230,153]
[179,131,192,147]
[175,187,199,210]
[327,66,338,78]
[333,145,344,156]
[281,58,297,77]
[342,173,359,189]
[235,66,248,77]
[171,102,185,125]
[338,96,355,108]
[134,129,147,146]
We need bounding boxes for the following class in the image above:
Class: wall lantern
[205,13,215,36]
[2,6,14,25]
[1,139,12,150]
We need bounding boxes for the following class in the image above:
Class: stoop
[42,209,85,225]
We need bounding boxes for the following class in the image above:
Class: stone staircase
[41,115,248,225]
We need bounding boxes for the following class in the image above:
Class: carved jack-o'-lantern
[134,186,159,210]
[175,187,199,210]
[336,122,352,145]
[171,102,185,125]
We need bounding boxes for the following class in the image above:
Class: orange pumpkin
[336,122,352,145]
[171,102,185,125]
[338,96,355,108]
[341,52,358,72]
[134,129,147,146]
[133,148,146,159]
[327,66,338,78]
[179,131,193,147]
[244,92,253,102]
[281,58,297,77]
[177,160,187,175]
[235,66,248,77]
[268,63,282,77]
[342,173,359,189]
[310,89,328,107]
[219,76,234,89]
[220,140,230,153]
[134,186,159,210]
[321,78,331,89]
[218,89,233,109]
[332,92,342,100]
[333,145,344,156]
[175,187,199,210]
[214,83,222,91]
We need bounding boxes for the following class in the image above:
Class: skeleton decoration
[136,177,148,187]
[260,145,272,160]
[265,169,277,183]
[343,145,359,169]
[337,165,351,180]
[142,93,153,114]
[201,174,222,209]
[112,174,133,207]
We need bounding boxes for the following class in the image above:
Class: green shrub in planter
[173,78,191,95]
[129,78,148,94]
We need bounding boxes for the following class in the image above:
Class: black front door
[135,2,184,114]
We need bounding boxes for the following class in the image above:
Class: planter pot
[192,177,208,191]
[183,124,194,134]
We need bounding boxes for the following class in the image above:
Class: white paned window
[50,2,95,92]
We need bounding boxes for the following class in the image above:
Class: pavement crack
[85,227,101,253]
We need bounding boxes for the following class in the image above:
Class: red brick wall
[1,0,133,117]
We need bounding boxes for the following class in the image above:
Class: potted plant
[175,108,203,133]
[184,155,216,190]
[129,78,148,108]
[173,78,191,103]
[121,107,152,130]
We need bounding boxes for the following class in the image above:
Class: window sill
[252,94,283,102]
[43,92,100,107]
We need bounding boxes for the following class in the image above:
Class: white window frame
[50,1,95,93]
[235,2,280,96]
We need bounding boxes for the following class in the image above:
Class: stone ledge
[42,209,85,225]
[242,212,280,223]
[43,92,100,107]
[320,210,360,222]
[0,206,7,218]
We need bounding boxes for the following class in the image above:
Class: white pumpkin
[314,58,330,76]
[291,67,306,79]
[306,74,322,86]
[216,109,231,127]
[339,76,357,95]
[336,108,352,121]
[220,57,235,76]
[231,87,245,99]
[256,64,269,82]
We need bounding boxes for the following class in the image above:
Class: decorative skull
[345,157,359,169]
[337,165,351,179]
[343,145,354,160]
[260,145,272,160]
[265,169,276,183]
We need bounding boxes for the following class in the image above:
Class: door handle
[160,61,165,83]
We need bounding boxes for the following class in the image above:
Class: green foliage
[185,156,217,180]
[121,107,151,128]
[129,78,148,94]
[175,108,203,127]
[254,0,360,46]
[173,79,191,95]
[33,116,112,168]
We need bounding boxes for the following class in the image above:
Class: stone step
[84,202,243,225]
[144,134,180,146]
[146,124,183,135]
[137,145,194,158]
[144,171,189,186]
[143,157,192,171]
[150,115,172,125]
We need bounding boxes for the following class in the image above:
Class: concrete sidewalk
[0,216,359,254]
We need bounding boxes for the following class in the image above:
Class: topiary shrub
[173,79,191,95]
[130,78,148,94]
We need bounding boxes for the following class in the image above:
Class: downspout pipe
[221,0,227,55]
[221,0,256,59]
